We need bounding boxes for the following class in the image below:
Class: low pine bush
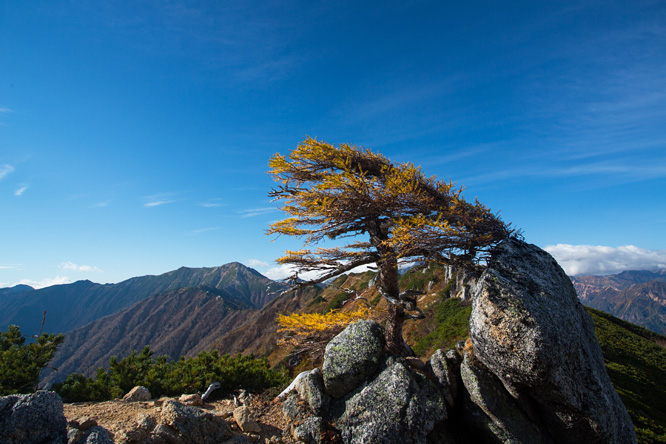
[0,325,64,395]
[53,346,289,402]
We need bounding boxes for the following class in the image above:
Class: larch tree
[268,137,515,355]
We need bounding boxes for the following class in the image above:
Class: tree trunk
[385,303,409,356]
[369,219,411,356]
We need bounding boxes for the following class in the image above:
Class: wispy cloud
[144,193,178,207]
[0,107,12,113]
[187,226,221,235]
[91,200,111,208]
[199,198,225,208]
[0,164,14,180]
[14,185,28,196]
[60,261,102,273]
[544,244,666,276]
[144,200,175,207]
[238,207,276,218]
[461,158,666,189]
[84,2,312,85]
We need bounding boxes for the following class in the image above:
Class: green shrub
[399,262,444,292]
[323,292,349,313]
[53,346,289,402]
[0,325,64,395]
[307,295,325,307]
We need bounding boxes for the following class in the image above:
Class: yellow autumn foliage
[276,304,376,358]
[277,305,371,334]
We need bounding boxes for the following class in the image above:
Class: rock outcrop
[466,239,636,443]
[279,238,636,444]
[283,319,447,443]
[0,390,68,444]
[294,367,329,415]
[160,399,233,443]
[322,319,384,398]
[337,355,446,444]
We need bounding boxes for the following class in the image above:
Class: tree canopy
[268,137,515,354]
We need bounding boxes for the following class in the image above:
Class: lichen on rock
[322,319,384,398]
[467,238,636,444]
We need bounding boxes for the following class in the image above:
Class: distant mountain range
[571,269,666,335]
[3,263,666,389]
[0,262,286,337]
[0,262,292,385]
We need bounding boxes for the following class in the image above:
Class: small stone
[427,348,461,408]
[160,399,232,443]
[67,426,83,444]
[123,386,151,402]
[233,406,262,433]
[294,368,329,416]
[135,413,154,430]
[116,428,148,443]
[78,425,114,444]
[237,389,253,406]
[292,416,323,444]
[77,416,98,431]
[179,393,203,406]
[281,393,307,421]
[153,424,184,444]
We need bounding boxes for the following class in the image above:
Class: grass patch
[399,262,445,291]
[586,307,666,443]
[412,297,472,357]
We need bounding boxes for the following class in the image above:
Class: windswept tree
[268,137,514,355]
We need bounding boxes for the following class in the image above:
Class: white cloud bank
[255,263,323,282]
[245,259,270,269]
[17,276,72,289]
[251,261,377,282]
[544,244,666,276]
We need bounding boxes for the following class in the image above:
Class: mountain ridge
[0,262,287,336]
[41,285,258,386]
[572,269,666,335]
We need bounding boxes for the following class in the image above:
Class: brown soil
[63,395,299,443]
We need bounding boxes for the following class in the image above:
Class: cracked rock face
[337,356,446,444]
[468,238,636,444]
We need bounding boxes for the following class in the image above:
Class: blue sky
[1,0,665,288]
